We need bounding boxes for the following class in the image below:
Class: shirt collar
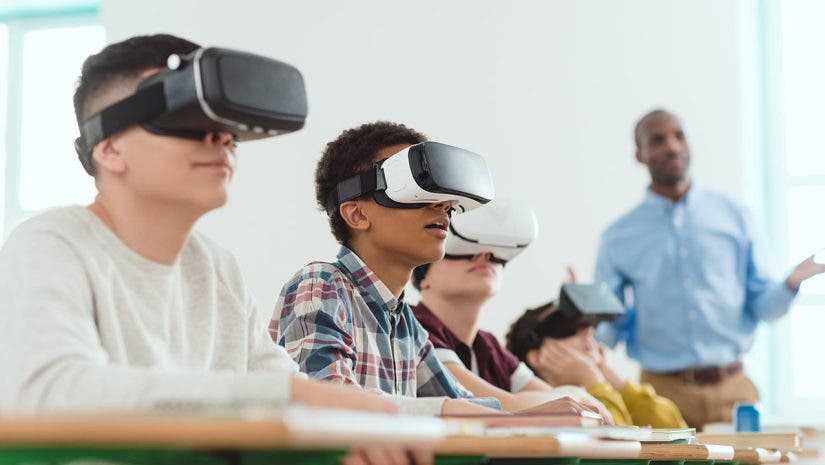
[642,180,699,208]
[335,246,402,312]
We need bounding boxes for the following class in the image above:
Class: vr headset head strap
[75,81,167,175]
[325,165,387,215]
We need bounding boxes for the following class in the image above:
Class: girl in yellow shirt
[506,304,687,428]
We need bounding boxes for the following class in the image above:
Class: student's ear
[634,149,645,164]
[339,200,371,233]
[91,137,127,175]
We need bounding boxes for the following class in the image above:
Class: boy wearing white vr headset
[0,35,409,425]
[411,200,612,421]
[273,122,598,418]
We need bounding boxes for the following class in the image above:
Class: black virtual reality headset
[75,47,308,175]
[444,198,538,265]
[533,283,626,339]
[326,141,495,215]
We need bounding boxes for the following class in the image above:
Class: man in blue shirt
[594,109,825,428]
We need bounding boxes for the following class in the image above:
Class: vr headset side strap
[76,82,168,174]
[325,166,386,215]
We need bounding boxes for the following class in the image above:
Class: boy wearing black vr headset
[272,122,599,419]
[0,34,411,425]
[506,301,687,428]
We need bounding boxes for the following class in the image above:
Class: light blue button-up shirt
[594,185,797,372]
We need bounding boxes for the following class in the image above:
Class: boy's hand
[513,395,595,416]
[343,448,433,465]
[536,340,605,388]
[594,343,628,392]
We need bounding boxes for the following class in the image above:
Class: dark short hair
[73,34,200,175]
[505,302,555,369]
[315,121,427,245]
[633,108,676,150]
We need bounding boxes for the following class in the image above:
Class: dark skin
[339,143,453,298]
[633,111,825,290]
[635,112,691,201]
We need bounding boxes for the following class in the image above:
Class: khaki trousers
[640,369,760,431]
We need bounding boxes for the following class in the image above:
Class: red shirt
[413,302,521,392]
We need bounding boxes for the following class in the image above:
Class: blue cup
[733,403,761,432]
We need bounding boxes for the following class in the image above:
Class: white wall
[102,0,748,345]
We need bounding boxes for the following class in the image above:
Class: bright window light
[0,24,7,235]
[18,25,104,210]
[778,0,825,412]
[782,1,825,177]
[791,305,825,398]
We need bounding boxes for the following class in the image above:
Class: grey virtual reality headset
[74,47,308,175]
[326,141,495,215]
[444,198,538,265]
[534,283,626,339]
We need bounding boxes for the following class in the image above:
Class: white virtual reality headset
[326,141,495,215]
[444,198,539,264]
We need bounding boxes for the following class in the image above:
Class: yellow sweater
[586,381,687,428]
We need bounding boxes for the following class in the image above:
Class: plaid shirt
[271,247,474,400]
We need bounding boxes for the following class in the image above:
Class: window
[1,3,103,237]
[750,0,825,421]
[775,0,825,418]
[0,24,8,234]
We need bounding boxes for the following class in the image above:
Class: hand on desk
[343,448,433,465]
[786,255,825,291]
[512,394,609,422]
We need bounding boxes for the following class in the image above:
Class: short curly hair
[315,121,427,245]
[505,302,555,369]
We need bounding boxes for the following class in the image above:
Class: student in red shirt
[411,200,612,421]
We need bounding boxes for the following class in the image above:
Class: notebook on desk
[480,425,694,443]
[442,410,602,435]
[696,432,802,451]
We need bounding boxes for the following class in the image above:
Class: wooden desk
[437,434,783,465]
[733,449,783,464]
[0,409,453,465]
[0,413,787,465]
[0,409,444,449]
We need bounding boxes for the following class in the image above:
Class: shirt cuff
[510,362,535,393]
[391,396,448,416]
[198,371,297,407]
[467,397,503,410]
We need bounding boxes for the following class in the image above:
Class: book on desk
[696,432,802,451]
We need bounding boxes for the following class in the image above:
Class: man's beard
[651,156,689,186]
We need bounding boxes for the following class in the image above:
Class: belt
[661,361,742,385]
